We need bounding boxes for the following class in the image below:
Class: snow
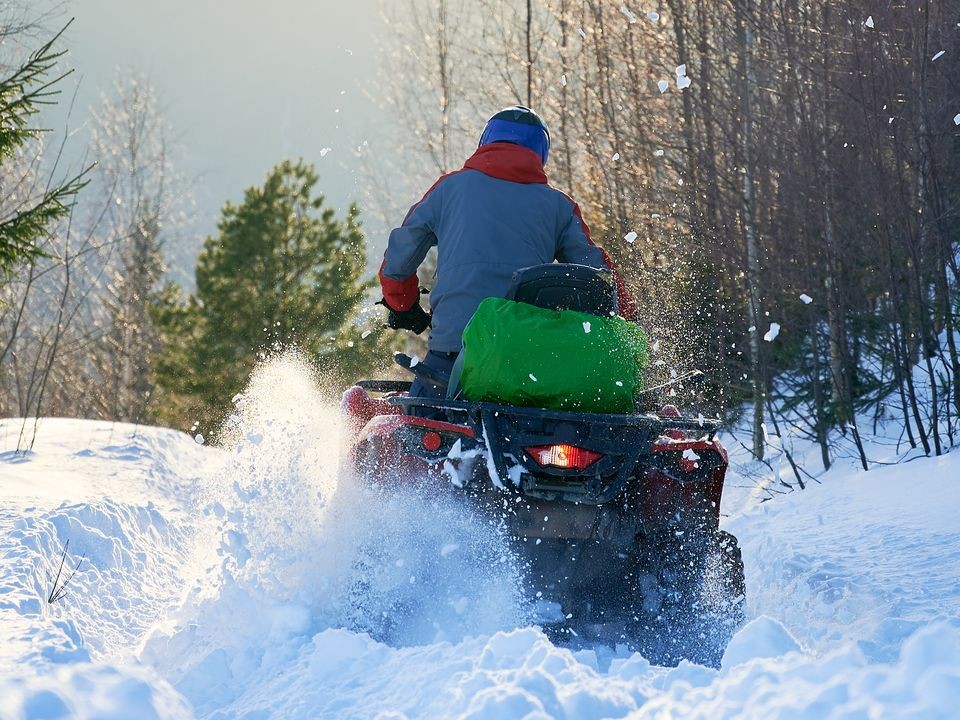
[677,76,692,90]
[2,355,960,718]
[800,293,813,304]
[657,79,668,93]
[582,321,591,333]
[624,231,638,243]
[865,15,874,28]
[764,322,781,341]
[954,112,960,126]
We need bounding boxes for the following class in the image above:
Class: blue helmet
[478,105,551,166]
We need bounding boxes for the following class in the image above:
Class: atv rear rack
[387,395,719,435]
[387,395,721,503]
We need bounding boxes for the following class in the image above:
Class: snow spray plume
[218,349,526,642]
[201,350,335,595]
[145,352,526,708]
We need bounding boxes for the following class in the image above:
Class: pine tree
[0,25,88,276]
[151,160,385,431]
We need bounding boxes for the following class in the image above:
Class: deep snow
[2,356,959,719]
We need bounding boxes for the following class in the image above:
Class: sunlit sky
[48,0,386,262]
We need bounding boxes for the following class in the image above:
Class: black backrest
[506,263,617,316]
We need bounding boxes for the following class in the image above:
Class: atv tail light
[421,431,442,452]
[525,444,603,470]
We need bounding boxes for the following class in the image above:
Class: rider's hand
[379,299,431,334]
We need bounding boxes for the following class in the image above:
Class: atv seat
[506,263,618,316]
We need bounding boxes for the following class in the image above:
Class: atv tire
[630,529,745,668]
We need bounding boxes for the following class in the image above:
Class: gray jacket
[379,142,629,352]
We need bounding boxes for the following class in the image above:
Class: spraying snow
[139,354,528,714]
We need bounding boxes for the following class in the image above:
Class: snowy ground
[2,356,959,719]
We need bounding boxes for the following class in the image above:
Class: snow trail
[4,357,960,718]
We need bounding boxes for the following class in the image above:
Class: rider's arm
[555,195,637,318]
[378,182,443,311]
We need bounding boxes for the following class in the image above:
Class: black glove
[380,299,431,334]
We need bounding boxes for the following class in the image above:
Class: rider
[379,105,634,402]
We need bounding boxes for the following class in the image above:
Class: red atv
[341,264,745,667]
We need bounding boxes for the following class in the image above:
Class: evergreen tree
[0,25,88,276]
[151,160,385,430]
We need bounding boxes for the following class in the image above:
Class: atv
[341,263,745,667]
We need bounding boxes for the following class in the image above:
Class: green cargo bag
[459,297,647,413]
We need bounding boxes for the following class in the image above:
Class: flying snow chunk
[613,152,621,161]
[865,15,874,28]
[932,50,945,61]
[800,293,813,304]
[675,64,687,77]
[764,323,781,342]
[194,434,205,445]
[954,113,960,126]
[409,355,420,368]
[682,448,700,461]
[654,149,664,156]
[624,231,638,243]
[677,75,692,90]
[647,11,659,21]
[620,5,638,23]
[582,321,592,333]
[319,147,332,157]
[361,329,372,339]
[578,27,587,39]
[529,373,538,382]
[657,79,669,93]
[560,74,568,86]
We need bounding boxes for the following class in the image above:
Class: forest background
[1,0,958,477]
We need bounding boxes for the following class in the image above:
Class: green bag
[460,297,647,413]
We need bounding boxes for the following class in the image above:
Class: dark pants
[408,350,458,418]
